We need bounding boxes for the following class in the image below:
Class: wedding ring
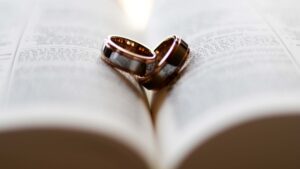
[138,36,190,90]
[101,36,156,76]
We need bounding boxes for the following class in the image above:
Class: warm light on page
[119,0,153,31]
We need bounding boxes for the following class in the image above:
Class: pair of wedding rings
[101,35,190,90]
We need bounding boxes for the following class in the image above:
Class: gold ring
[138,36,190,90]
[101,35,156,76]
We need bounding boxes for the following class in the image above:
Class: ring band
[101,36,156,76]
[138,36,190,90]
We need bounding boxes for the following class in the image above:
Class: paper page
[0,0,31,99]
[0,0,156,166]
[252,0,300,67]
[148,0,300,168]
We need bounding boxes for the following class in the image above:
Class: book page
[253,0,300,67]
[148,0,300,168]
[0,0,31,100]
[0,0,156,167]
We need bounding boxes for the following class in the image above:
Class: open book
[0,0,300,168]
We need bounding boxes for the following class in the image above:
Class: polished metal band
[138,36,190,90]
[101,36,156,76]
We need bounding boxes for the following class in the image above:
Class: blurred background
[118,0,154,31]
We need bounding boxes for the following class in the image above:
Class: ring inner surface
[155,38,174,61]
[111,37,152,57]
